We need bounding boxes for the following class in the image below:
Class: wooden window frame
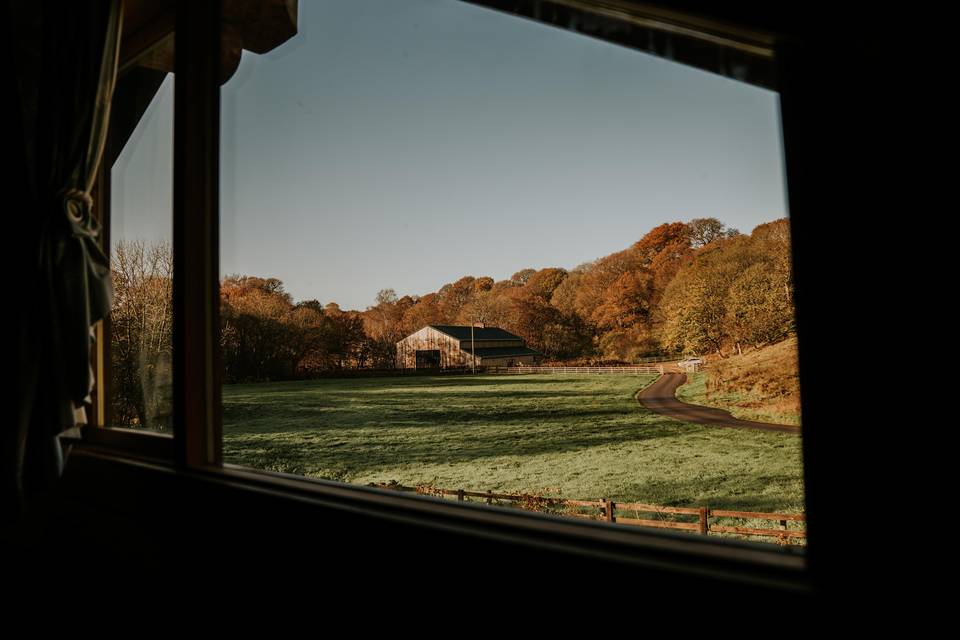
[86,0,218,465]
[85,2,178,462]
[86,0,816,593]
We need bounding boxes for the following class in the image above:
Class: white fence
[491,365,663,375]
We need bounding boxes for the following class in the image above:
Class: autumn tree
[321,304,366,369]
[522,268,567,300]
[725,263,794,352]
[109,239,173,429]
[363,288,414,368]
[592,270,653,331]
[286,301,328,375]
[659,221,794,356]
[208,214,791,377]
[633,221,694,295]
[401,292,445,335]
[505,289,563,355]
[220,275,299,381]
[510,268,536,285]
[725,218,795,351]
[688,217,739,248]
[435,276,479,320]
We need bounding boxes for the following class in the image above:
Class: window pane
[220,0,805,546]
[106,70,174,432]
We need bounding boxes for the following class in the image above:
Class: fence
[633,354,685,364]
[490,365,664,375]
[369,483,806,545]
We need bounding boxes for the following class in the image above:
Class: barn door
[415,350,441,369]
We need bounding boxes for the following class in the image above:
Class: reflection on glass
[217,0,804,546]
[108,72,174,431]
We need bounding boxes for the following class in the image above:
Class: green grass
[223,374,805,514]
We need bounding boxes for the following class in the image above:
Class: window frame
[86,3,177,461]
[87,0,814,592]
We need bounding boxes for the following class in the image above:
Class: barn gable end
[396,325,542,369]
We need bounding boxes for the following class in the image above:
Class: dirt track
[637,373,801,435]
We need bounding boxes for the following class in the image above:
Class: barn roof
[429,325,523,341]
[461,347,543,359]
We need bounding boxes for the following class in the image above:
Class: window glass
[219,0,804,546]
[106,69,174,432]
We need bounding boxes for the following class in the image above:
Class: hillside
[676,337,802,426]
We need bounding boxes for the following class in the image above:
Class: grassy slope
[223,374,805,513]
[676,337,802,426]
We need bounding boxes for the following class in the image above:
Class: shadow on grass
[617,473,806,513]
[222,376,803,507]
[226,404,634,426]
[226,374,652,394]
[223,416,713,478]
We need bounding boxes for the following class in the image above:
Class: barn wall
[396,326,475,369]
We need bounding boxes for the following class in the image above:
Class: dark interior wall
[6,449,809,601]
[4,1,904,603]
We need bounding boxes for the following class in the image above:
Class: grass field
[223,374,805,514]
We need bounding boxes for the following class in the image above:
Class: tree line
[108,217,795,425]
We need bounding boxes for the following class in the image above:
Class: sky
[111,0,788,311]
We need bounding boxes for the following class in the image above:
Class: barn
[396,325,542,369]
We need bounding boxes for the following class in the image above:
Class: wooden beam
[173,0,221,468]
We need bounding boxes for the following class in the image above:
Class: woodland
[108,217,795,428]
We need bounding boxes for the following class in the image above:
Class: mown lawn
[223,374,805,514]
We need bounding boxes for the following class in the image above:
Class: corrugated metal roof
[429,325,523,341]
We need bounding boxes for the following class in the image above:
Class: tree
[658,224,793,357]
[322,309,366,369]
[401,293,444,335]
[688,217,738,248]
[591,270,653,331]
[363,288,411,368]
[726,263,795,350]
[510,268,536,285]
[286,302,328,374]
[523,268,567,300]
[438,276,478,320]
[110,239,173,429]
[220,275,298,381]
[505,290,562,355]
[375,288,398,306]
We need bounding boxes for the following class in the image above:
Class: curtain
[5,0,123,519]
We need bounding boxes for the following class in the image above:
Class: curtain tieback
[59,188,101,242]
[61,187,94,223]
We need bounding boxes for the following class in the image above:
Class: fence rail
[633,354,685,364]
[369,483,805,545]
[490,366,664,375]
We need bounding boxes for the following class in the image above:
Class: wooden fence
[369,483,806,545]
[490,365,664,375]
[633,354,684,364]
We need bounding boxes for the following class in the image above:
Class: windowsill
[81,424,174,460]
[67,444,809,593]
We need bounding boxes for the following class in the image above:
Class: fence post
[699,507,709,535]
[605,499,615,523]
[457,489,465,502]
[487,490,493,505]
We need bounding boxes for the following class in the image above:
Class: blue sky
[112,0,788,310]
